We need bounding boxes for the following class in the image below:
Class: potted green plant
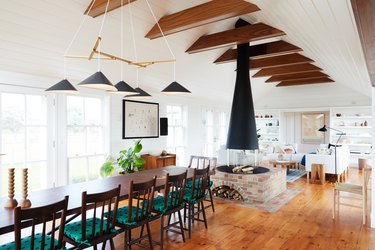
[100,139,145,177]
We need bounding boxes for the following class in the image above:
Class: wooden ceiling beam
[252,63,322,77]
[84,0,137,18]
[276,77,334,87]
[250,53,313,70]
[214,41,301,64]
[146,0,260,39]
[186,23,285,54]
[265,71,329,82]
[351,0,375,86]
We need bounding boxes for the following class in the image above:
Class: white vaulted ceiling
[0,0,371,107]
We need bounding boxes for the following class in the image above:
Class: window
[166,105,187,165]
[67,96,105,184]
[0,93,48,196]
[202,108,228,157]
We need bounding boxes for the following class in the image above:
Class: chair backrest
[189,167,210,200]
[162,171,188,210]
[128,177,157,223]
[81,185,121,242]
[14,196,69,250]
[188,155,217,170]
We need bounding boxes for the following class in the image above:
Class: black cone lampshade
[109,81,138,95]
[318,125,327,132]
[125,87,151,98]
[161,81,191,95]
[45,79,78,94]
[226,19,258,150]
[78,71,116,91]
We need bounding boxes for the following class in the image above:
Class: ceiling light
[45,79,78,94]
[78,71,116,91]
[125,87,151,98]
[162,81,191,95]
[109,80,138,95]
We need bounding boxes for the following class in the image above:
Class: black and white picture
[122,100,159,139]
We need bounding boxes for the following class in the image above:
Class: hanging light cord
[63,0,97,79]
[120,0,124,80]
[128,0,139,87]
[145,0,176,81]
[97,0,111,71]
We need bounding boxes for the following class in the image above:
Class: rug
[286,169,306,183]
[214,186,303,213]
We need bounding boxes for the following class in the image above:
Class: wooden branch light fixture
[65,36,176,68]
[46,0,177,94]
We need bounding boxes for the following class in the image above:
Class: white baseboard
[371,212,375,228]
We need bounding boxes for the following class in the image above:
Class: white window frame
[64,94,110,184]
[0,85,55,194]
[166,104,187,166]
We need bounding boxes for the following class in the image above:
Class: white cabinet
[255,110,281,144]
[330,106,372,166]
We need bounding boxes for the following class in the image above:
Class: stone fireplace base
[211,166,286,203]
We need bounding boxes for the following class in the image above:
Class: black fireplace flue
[226,19,258,151]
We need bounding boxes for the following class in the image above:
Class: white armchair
[305,146,350,179]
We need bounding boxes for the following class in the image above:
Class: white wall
[282,111,330,153]
[110,94,230,166]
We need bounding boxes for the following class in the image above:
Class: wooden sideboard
[141,154,176,170]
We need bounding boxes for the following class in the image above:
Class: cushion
[105,206,151,226]
[152,194,184,214]
[0,233,59,250]
[64,218,117,246]
[183,188,205,203]
[185,180,213,189]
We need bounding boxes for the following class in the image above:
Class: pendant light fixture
[109,0,138,96]
[78,0,116,91]
[124,69,152,98]
[124,0,151,99]
[45,79,78,94]
[145,0,191,95]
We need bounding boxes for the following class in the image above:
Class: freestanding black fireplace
[226,19,264,172]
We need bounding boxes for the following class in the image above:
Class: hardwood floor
[110,168,375,249]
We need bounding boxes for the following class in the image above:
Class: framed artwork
[122,100,159,139]
[301,113,325,144]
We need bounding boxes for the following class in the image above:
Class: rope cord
[120,0,124,80]
[144,0,176,80]
[128,0,139,86]
[97,0,111,71]
[63,0,97,79]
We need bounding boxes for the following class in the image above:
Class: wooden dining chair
[108,177,157,250]
[0,196,69,250]
[150,171,187,250]
[183,167,210,239]
[187,155,217,212]
[63,185,121,249]
[333,165,372,224]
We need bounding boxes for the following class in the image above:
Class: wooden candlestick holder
[4,168,18,208]
[19,168,31,208]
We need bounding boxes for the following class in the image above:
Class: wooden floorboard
[105,167,374,249]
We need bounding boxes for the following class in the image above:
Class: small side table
[270,160,296,174]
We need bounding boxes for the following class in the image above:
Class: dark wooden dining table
[0,166,193,235]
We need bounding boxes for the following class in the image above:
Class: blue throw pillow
[301,152,316,166]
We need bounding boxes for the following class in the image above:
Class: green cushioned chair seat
[185,180,213,188]
[64,218,117,246]
[152,195,183,214]
[105,206,150,226]
[183,188,204,203]
[0,233,59,250]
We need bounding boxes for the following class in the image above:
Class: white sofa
[305,146,350,177]
[262,153,305,164]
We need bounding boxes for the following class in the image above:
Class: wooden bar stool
[310,164,325,184]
